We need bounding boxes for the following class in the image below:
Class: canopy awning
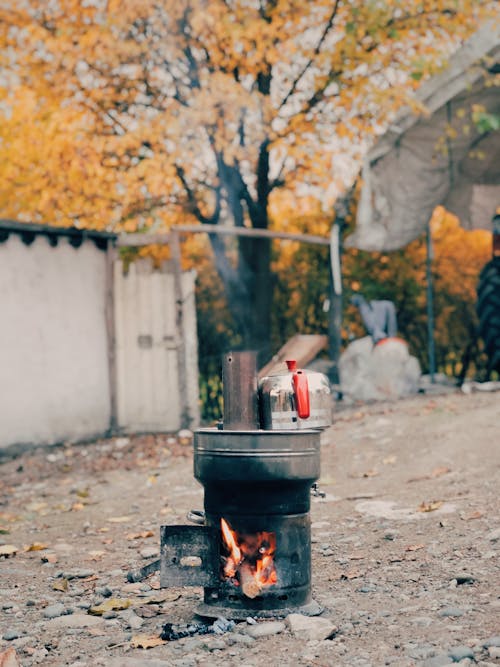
[348,19,500,251]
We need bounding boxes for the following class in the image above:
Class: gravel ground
[0,390,499,667]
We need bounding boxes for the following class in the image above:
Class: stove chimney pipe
[222,351,259,430]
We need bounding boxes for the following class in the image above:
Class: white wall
[0,234,111,450]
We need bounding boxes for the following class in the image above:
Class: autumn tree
[0,0,494,361]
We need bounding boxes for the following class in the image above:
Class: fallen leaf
[71,502,85,512]
[130,634,165,649]
[0,646,22,666]
[75,488,90,498]
[405,544,425,552]
[53,579,69,592]
[88,550,106,560]
[362,470,379,478]
[463,510,484,520]
[0,545,18,558]
[24,542,48,552]
[107,516,132,524]
[89,598,133,615]
[431,466,451,478]
[417,500,444,513]
[0,527,10,535]
[101,538,114,545]
[126,531,155,540]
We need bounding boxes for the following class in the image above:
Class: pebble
[422,655,455,667]
[410,616,434,627]
[488,647,500,659]
[62,570,95,580]
[140,546,159,559]
[226,633,256,647]
[2,628,21,641]
[448,646,474,662]
[119,609,144,630]
[286,614,337,641]
[45,613,104,629]
[244,620,285,639]
[439,607,464,618]
[95,586,113,598]
[487,528,500,542]
[42,603,66,619]
[483,637,500,648]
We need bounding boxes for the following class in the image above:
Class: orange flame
[220,518,277,594]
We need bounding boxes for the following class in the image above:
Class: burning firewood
[238,562,263,599]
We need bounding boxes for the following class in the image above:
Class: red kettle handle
[286,360,310,419]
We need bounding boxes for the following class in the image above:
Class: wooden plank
[258,334,328,379]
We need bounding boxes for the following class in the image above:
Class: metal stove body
[159,352,327,620]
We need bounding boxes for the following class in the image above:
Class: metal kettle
[258,359,333,430]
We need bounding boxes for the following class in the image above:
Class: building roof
[0,219,116,250]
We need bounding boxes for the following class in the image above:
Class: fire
[220,518,277,598]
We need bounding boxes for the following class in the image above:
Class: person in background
[350,294,398,344]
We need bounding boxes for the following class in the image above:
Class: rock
[448,646,474,662]
[410,616,434,627]
[2,629,21,641]
[244,620,285,639]
[226,633,256,647]
[286,614,337,641]
[406,645,437,660]
[422,655,455,667]
[62,570,95,580]
[483,637,500,648]
[487,528,500,542]
[45,614,104,629]
[42,603,66,619]
[488,647,500,660]
[105,659,171,667]
[119,609,144,630]
[140,546,159,559]
[439,607,464,618]
[95,586,113,598]
[339,336,421,401]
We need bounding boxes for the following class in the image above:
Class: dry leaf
[362,470,379,478]
[463,510,483,520]
[88,550,106,560]
[431,466,451,478]
[417,500,444,513]
[107,516,132,523]
[126,531,154,540]
[89,598,133,615]
[71,502,85,512]
[101,538,114,545]
[0,646,22,667]
[0,545,18,558]
[24,542,48,552]
[405,544,425,552]
[130,634,165,649]
[53,579,69,592]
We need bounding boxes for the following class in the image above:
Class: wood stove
[159,352,326,619]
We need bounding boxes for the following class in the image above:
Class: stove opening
[220,518,277,598]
